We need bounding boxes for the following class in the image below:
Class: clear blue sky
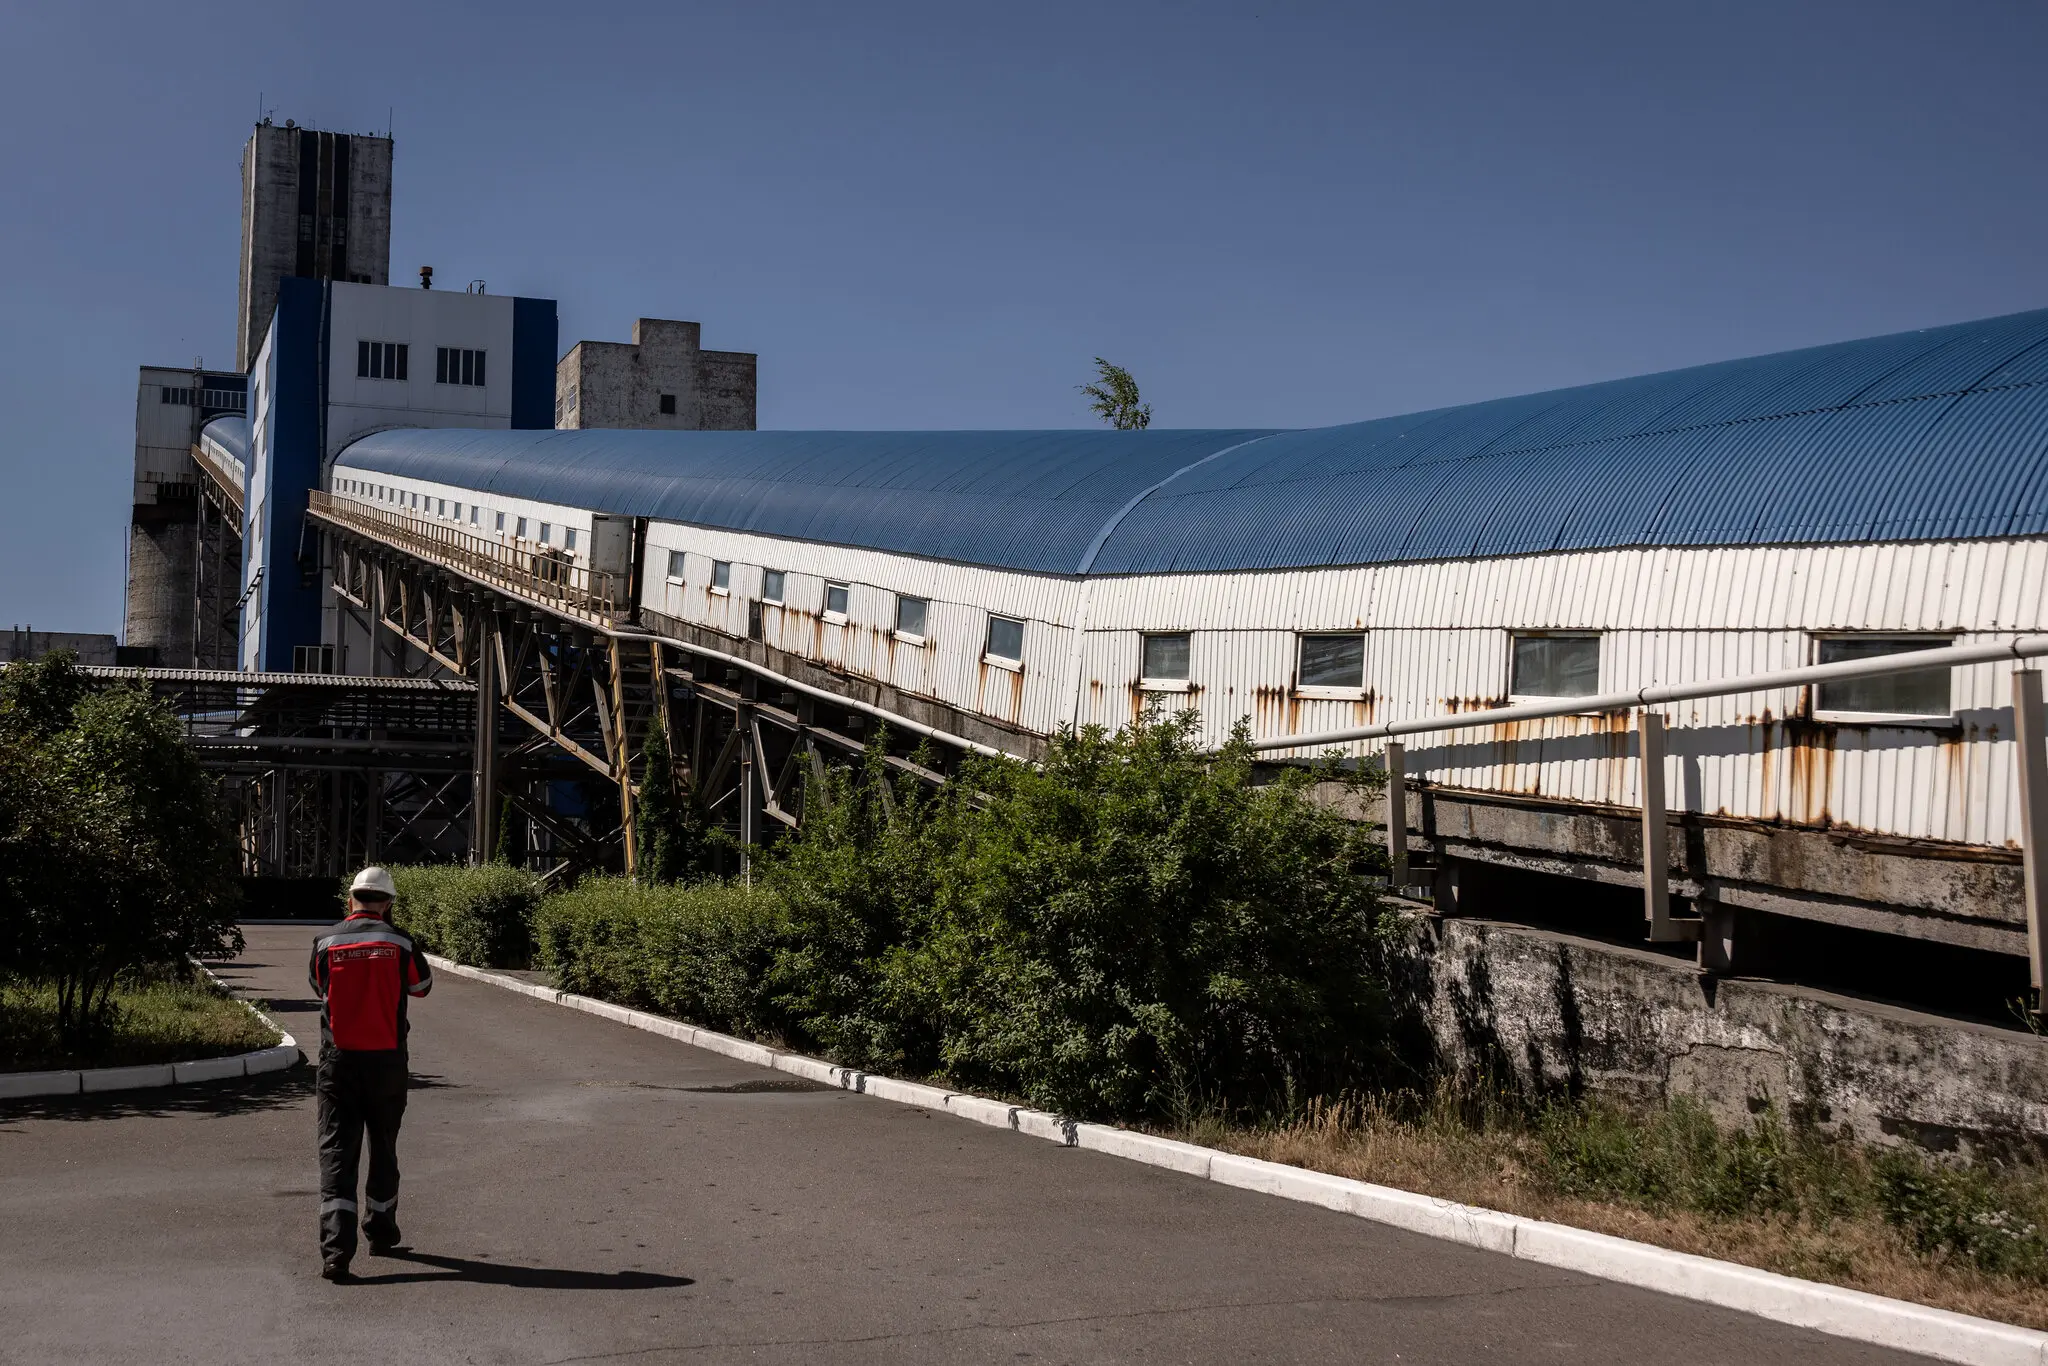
[3,1,2044,633]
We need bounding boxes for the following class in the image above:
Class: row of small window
[160,386,247,410]
[1136,629,1954,717]
[674,554,1028,663]
[334,479,578,550]
[1499,632,1954,715]
[354,341,488,387]
[661,566,1952,714]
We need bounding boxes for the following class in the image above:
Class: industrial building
[123,367,247,664]
[237,275,558,672]
[121,120,756,669]
[83,113,2048,1149]
[84,111,2048,1145]
[555,317,756,431]
[280,304,2048,1013]
[236,122,393,371]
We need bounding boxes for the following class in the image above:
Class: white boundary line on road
[0,966,299,1101]
[428,954,2048,1366]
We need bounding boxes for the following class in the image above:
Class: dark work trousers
[317,1050,409,1260]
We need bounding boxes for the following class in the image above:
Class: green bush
[389,863,542,968]
[535,877,788,1039]
[765,712,1397,1121]
[0,653,241,1047]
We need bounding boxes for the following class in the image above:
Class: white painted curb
[429,955,2048,1366]
[0,967,299,1101]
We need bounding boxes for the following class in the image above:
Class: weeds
[1200,1081,2048,1327]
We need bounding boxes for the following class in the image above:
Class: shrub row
[390,863,542,968]
[535,877,787,1039]
[390,714,1400,1124]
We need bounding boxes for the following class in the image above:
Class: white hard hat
[350,866,397,900]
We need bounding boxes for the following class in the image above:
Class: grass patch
[1181,1087,2048,1330]
[0,971,279,1072]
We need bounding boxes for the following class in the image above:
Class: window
[356,340,408,380]
[896,595,929,640]
[515,517,528,539]
[659,393,677,415]
[711,560,732,593]
[986,615,1024,663]
[539,522,552,544]
[451,502,462,520]
[825,582,850,620]
[435,347,487,387]
[160,386,192,405]
[470,506,480,526]
[564,527,577,552]
[1298,634,1365,690]
[1142,633,1191,683]
[437,499,446,517]
[667,550,686,581]
[762,570,785,603]
[292,644,335,674]
[1511,633,1601,698]
[495,511,506,532]
[1816,636,1954,718]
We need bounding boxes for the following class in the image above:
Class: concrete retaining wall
[1421,916,2048,1155]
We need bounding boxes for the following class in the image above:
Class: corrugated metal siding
[640,521,1082,737]
[347,461,2048,848]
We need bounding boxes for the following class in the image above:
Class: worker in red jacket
[307,866,433,1281]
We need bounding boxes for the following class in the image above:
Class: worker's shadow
[349,1249,692,1290]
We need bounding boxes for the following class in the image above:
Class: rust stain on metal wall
[1783,718,1837,827]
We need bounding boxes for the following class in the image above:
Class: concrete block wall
[556,317,756,431]
[2,629,119,665]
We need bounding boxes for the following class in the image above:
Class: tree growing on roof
[1080,358,1152,430]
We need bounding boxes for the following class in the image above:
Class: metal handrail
[1250,634,2048,752]
[308,491,627,625]
[189,442,246,514]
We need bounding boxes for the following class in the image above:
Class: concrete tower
[235,122,393,370]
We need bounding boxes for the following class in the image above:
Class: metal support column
[471,613,500,865]
[2013,670,2048,1004]
[1384,740,1408,893]
[270,768,290,876]
[609,639,640,878]
[737,702,757,885]
[1640,709,1687,942]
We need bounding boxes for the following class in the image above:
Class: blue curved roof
[337,306,2048,576]
[201,414,250,466]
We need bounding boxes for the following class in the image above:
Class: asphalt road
[0,924,1938,1365]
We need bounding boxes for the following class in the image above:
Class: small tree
[1080,357,1152,430]
[0,654,241,1049]
[634,716,720,885]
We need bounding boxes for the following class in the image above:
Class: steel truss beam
[311,500,987,878]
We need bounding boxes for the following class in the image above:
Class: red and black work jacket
[308,913,433,1057]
